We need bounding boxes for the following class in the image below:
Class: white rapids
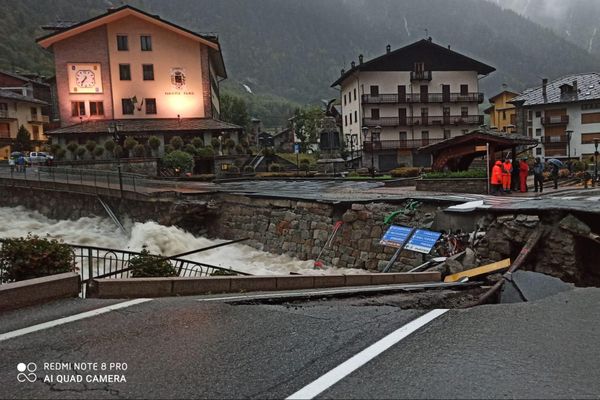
[0,206,360,276]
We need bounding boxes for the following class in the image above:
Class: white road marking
[560,196,582,200]
[196,283,465,303]
[286,308,449,400]
[0,298,152,342]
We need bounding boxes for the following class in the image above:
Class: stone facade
[208,195,439,271]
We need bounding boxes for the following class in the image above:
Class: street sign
[294,143,301,154]
[475,145,487,152]
[405,229,442,254]
[380,225,413,248]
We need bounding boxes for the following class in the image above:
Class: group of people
[491,157,550,195]
[8,155,26,173]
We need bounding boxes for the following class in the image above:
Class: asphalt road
[2,288,600,399]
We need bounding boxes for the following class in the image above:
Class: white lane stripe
[286,309,449,400]
[0,298,152,342]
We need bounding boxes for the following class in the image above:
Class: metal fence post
[87,247,94,283]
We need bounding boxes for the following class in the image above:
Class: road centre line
[196,282,467,302]
[0,298,152,342]
[286,309,449,400]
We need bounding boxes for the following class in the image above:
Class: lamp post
[594,138,599,187]
[370,125,381,178]
[361,126,369,173]
[107,122,124,197]
[565,130,573,164]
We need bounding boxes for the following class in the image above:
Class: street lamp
[361,126,369,173]
[370,125,382,178]
[345,133,357,171]
[594,138,599,187]
[565,130,573,164]
[107,122,124,197]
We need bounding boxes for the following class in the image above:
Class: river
[0,206,358,275]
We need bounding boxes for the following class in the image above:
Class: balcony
[541,115,569,126]
[541,135,569,148]
[363,138,444,151]
[410,71,432,81]
[28,114,50,124]
[362,115,484,127]
[0,110,17,119]
[361,92,484,104]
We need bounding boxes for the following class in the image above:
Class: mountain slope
[1,0,600,104]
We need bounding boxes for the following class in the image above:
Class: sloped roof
[332,39,495,87]
[418,128,537,153]
[488,89,520,102]
[37,5,226,78]
[0,70,50,87]
[46,118,241,135]
[510,73,600,107]
[0,89,47,105]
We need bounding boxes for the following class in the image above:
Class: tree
[148,136,161,156]
[132,144,146,158]
[293,106,324,148]
[220,93,250,129]
[76,146,86,160]
[85,140,97,159]
[103,139,116,158]
[183,143,197,156]
[66,141,79,160]
[13,125,32,152]
[124,138,138,157]
[93,146,105,159]
[191,137,204,149]
[169,136,183,150]
[163,150,194,174]
[55,148,67,161]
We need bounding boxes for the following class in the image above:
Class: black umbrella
[548,158,564,168]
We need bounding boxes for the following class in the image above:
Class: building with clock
[37,5,241,153]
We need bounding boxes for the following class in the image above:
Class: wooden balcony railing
[362,115,484,127]
[28,114,50,124]
[361,92,484,104]
[0,110,17,119]
[541,135,569,148]
[410,71,432,81]
[541,115,569,125]
[363,138,444,151]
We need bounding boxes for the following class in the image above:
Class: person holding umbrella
[533,157,544,193]
[548,158,563,190]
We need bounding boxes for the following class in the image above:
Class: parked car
[28,152,54,165]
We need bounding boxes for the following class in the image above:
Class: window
[502,110,506,120]
[32,125,39,139]
[143,64,154,81]
[528,110,533,121]
[353,88,357,101]
[528,127,533,136]
[90,101,104,116]
[348,91,351,104]
[122,98,134,115]
[119,64,131,80]
[71,101,85,117]
[344,94,347,106]
[0,123,9,138]
[535,128,542,137]
[354,110,357,123]
[349,112,353,124]
[414,62,425,72]
[536,147,542,155]
[461,107,468,117]
[443,129,451,139]
[371,108,380,119]
[370,85,379,96]
[145,98,157,115]
[30,107,37,117]
[421,131,429,145]
[344,115,348,126]
[141,35,152,51]
[117,35,128,51]
[460,84,468,96]
[535,111,541,118]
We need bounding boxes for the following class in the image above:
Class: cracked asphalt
[2,288,600,399]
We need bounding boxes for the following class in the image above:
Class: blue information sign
[405,229,442,254]
[294,143,301,154]
[380,225,412,248]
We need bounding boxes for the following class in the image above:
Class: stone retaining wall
[208,195,440,270]
[416,178,487,194]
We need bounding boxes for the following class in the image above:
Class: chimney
[351,61,356,68]
[341,68,345,76]
[542,78,548,97]
[427,36,432,42]
[386,44,391,54]
[573,80,578,93]
[447,45,451,50]
[359,54,363,64]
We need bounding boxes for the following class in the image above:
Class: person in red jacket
[491,160,503,195]
[502,159,512,193]
[519,158,529,193]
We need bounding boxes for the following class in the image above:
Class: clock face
[75,70,96,88]
[68,63,102,93]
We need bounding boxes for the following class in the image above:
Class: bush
[423,169,487,179]
[196,147,215,158]
[0,235,76,282]
[76,146,87,160]
[56,148,67,160]
[132,143,146,157]
[191,137,204,148]
[163,150,194,173]
[183,143,197,156]
[211,138,220,149]
[164,144,174,155]
[299,159,311,171]
[558,168,570,178]
[572,160,587,172]
[243,165,255,174]
[170,136,184,150]
[347,171,360,177]
[103,139,116,153]
[129,248,177,278]
[235,144,245,154]
[93,146,105,159]
[148,136,161,155]
[390,167,420,178]
[269,163,282,172]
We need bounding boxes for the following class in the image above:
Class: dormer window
[560,84,573,95]
[414,62,425,72]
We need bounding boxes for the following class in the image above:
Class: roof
[36,5,226,78]
[0,89,47,105]
[510,73,600,107]
[488,89,520,102]
[46,118,241,135]
[331,39,495,87]
[418,128,537,153]
[0,70,50,87]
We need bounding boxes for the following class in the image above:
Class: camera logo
[17,363,37,383]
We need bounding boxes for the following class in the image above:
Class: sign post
[379,225,442,273]
[486,142,490,194]
[294,143,301,176]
